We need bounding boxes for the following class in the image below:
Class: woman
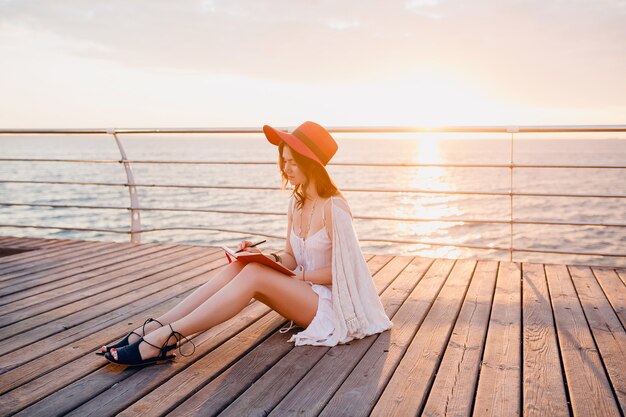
[102,121,392,366]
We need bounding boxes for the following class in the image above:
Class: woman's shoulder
[323,193,351,215]
[321,192,345,205]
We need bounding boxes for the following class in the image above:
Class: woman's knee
[240,262,265,275]
[237,263,279,296]
[227,260,245,274]
[238,262,264,284]
[215,260,244,282]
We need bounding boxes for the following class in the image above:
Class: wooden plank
[0,247,34,258]
[2,301,270,416]
[0,245,209,318]
[21,238,74,247]
[0,241,104,276]
[0,241,157,285]
[229,345,330,416]
[569,265,626,414]
[166,325,294,417]
[0,240,123,278]
[0,237,34,247]
[216,255,420,417]
[521,263,569,417]
[1,239,82,252]
[18,306,280,417]
[117,255,412,417]
[4,239,622,417]
[419,261,499,417]
[7,236,69,245]
[0,246,215,318]
[0,243,184,319]
[370,260,475,417]
[0,247,225,373]
[473,262,521,417]
[269,257,436,417]
[0,244,203,314]
[0,241,85,269]
[0,246,208,332]
[195,259,416,415]
[545,264,621,416]
[0,240,102,271]
[617,269,626,287]
[0,243,176,306]
[361,254,394,277]
[82,313,286,417]
[0,237,55,249]
[0,242,148,292]
[0,247,222,356]
[593,267,626,330]
[5,238,74,250]
[315,258,454,417]
[0,257,230,411]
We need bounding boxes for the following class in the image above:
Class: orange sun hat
[263,121,338,166]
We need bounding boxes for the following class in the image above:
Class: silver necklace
[299,196,318,271]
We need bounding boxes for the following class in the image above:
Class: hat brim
[262,125,325,166]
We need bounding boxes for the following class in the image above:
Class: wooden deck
[0,236,624,417]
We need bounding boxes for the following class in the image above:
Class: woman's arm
[276,250,297,271]
[295,265,332,285]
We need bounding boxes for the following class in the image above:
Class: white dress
[280,217,338,345]
[278,195,393,346]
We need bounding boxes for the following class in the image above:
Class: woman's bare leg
[112,263,318,360]
[117,261,246,345]
[154,261,246,325]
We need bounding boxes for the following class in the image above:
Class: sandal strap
[140,337,163,351]
[142,318,163,336]
[167,324,196,357]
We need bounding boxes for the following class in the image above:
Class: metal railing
[1,125,625,264]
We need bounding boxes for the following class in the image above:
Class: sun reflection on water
[394,137,465,258]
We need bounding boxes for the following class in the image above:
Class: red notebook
[221,246,295,276]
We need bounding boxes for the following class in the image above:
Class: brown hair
[278,142,340,209]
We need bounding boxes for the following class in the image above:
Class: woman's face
[282,146,307,186]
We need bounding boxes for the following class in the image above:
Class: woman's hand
[292,266,332,286]
[293,270,306,282]
[238,240,262,253]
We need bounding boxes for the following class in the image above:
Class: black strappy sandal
[103,324,195,366]
[96,318,163,356]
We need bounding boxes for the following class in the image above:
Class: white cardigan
[291,196,393,346]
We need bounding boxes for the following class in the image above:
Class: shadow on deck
[0,236,624,416]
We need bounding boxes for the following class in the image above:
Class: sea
[1,132,625,267]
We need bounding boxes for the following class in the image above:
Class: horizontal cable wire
[2,202,626,228]
[2,158,626,169]
[1,124,625,134]
[3,224,622,258]
[0,225,128,234]
[1,180,624,198]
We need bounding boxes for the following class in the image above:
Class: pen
[235,239,266,253]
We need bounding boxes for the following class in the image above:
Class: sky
[0,0,625,128]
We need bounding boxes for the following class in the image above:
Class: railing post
[507,126,519,262]
[110,130,142,243]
